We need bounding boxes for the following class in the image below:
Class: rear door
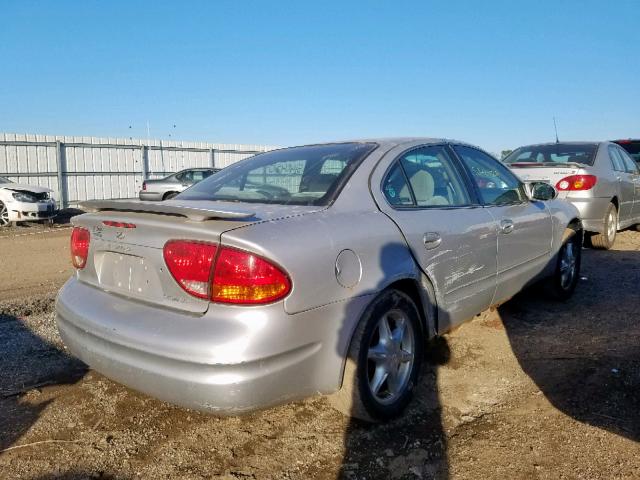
[376,144,498,332]
[607,145,635,223]
[452,145,553,303]
[613,145,640,223]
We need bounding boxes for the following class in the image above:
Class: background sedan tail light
[70,227,90,269]
[555,175,597,191]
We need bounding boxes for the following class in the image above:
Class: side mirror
[529,182,557,201]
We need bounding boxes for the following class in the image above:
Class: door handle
[423,232,442,249]
[500,219,514,234]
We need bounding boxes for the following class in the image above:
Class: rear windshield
[614,141,640,163]
[504,143,597,166]
[178,142,378,206]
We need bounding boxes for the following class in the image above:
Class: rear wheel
[588,203,617,250]
[328,289,423,422]
[0,201,10,227]
[547,229,582,300]
[163,192,179,200]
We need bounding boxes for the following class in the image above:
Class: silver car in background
[504,142,640,249]
[139,167,220,201]
[56,138,582,421]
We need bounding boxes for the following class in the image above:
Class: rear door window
[397,145,471,207]
[382,162,415,206]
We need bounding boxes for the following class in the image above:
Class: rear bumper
[138,191,164,201]
[564,197,610,233]
[8,200,57,222]
[55,277,370,414]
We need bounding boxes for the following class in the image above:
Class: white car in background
[0,176,58,227]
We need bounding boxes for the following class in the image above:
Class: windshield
[614,140,640,164]
[0,176,13,184]
[504,143,597,166]
[178,142,378,205]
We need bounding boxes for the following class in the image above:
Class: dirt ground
[0,222,639,480]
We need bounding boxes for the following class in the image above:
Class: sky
[0,0,638,154]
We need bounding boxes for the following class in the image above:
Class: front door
[452,145,553,303]
[613,145,640,225]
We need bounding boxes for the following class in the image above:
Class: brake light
[103,221,136,228]
[555,175,597,191]
[162,241,291,304]
[212,247,291,304]
[142,182,147,191]
[70,227,90,269]
[163,241,218,299]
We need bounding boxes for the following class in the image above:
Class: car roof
[512,141,603,148]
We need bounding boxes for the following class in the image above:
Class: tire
[547,228,582,300]
[588,203,617,250]
[163,192,178,200]
[328,289,424,422]
[0,201,10,228]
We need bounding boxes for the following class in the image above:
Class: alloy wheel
[559,240,577,290]
[0,202,9,227]
[367,309,416,405]
[607,210,617,243]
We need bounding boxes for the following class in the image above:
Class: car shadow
[30,472,130,480]
[0,309,87,452]
[336,243,451,479]
[498,247,640,442]
[336,241,639,478]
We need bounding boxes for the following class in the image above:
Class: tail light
[212,247,291,304]
[70,227,90,269]
[142,182,147,191]
[163,241,218,299]
[163,241,291,304]
[555,175,597,191]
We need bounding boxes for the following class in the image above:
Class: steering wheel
[255,184,291,199]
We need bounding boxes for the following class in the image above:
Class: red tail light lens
[142,182,147,191]
[162,241,291,304]
[70,227,90,269]
[555,175,597,191]
[102,221,136,228]
[163,241,218,299]
[212,247,291,304]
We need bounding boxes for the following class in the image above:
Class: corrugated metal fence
[0,133,276,207]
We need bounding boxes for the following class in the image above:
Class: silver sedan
[504,142,640,249]
[56,138,582,421]
[139,167,220,201]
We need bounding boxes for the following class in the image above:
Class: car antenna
[553,116,559,143]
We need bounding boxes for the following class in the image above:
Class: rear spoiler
[80,200,256,222]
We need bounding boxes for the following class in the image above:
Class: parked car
[56,138,582,421]
[0,176,57,227]
[613,139,640,165]
[504,142,640,248]
[139,168,220,201]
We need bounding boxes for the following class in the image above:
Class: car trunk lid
[507,162,588,188]
[74,199,324,313]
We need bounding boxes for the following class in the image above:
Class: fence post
[210,148,216,168]
[55,141,66,209]
[140,145,148,179]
